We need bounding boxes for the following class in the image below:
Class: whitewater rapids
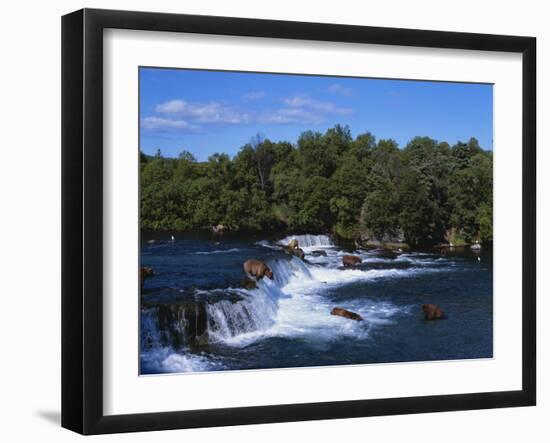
[140,234,456,373]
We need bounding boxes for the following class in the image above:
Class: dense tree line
[141,125,492,247]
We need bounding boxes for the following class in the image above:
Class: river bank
[141,228,490,254]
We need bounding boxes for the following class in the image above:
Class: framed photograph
[62,8,536,435]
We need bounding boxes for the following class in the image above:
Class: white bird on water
[170,235,175,242]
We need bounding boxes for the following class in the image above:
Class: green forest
[140,125,492,248]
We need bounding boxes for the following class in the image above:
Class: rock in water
[371,248,399,259]
[156,302,209,347]
[282,245,305,260]
[293,247,305,260]
[331,307,363,321]
[422,303,445,320]
[342,255,362,267]
[310,250,327,257]
[240,277,258,290]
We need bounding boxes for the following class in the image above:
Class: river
[140,233,493,374]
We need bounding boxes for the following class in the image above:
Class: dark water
[140,233,492,374]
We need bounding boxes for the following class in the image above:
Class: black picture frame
[62,8,536,435]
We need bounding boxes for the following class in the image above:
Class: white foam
[206,284,280,343]
[254,240,279,249]
[141,347,227,373]
[161,352,224,372]
[309,266,441,285]
[194,248,241,255]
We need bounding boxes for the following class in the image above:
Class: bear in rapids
[331,307,363,321]
[422,303,445,320]
[282,239,305,261]
[342,255,362,267]
[287,239,299,249]
[243,259,274,281]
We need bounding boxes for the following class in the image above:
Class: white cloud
[255,94,355,125]
[327,84,354,97]
[283,95,354,115]
[142,117,197,132]
[155,99,250,124]
[258,108,324,125]
[154,99,187,113]
[243,91,266,101]
[147,93,353,129]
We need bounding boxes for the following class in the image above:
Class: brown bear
[282,240,305,261]
[331,307,363,321]
[243,259,274,281]
[140,266,154,290]
[422,303,445,320]
[287,239,299,249]
[212,223,225,233]
[342,255,362,267]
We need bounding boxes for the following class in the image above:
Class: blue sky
[139,67,493,161]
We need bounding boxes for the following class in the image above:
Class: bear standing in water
[342,255,362,267]
[422,303,445,320]
[243,259,274,281]
[283,239,305,261]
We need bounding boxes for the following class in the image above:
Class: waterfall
[269,256,313,287]
[140,256,314,349]
[206,288,278,342]
[278,234,334,248]
[141,301,209,349]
